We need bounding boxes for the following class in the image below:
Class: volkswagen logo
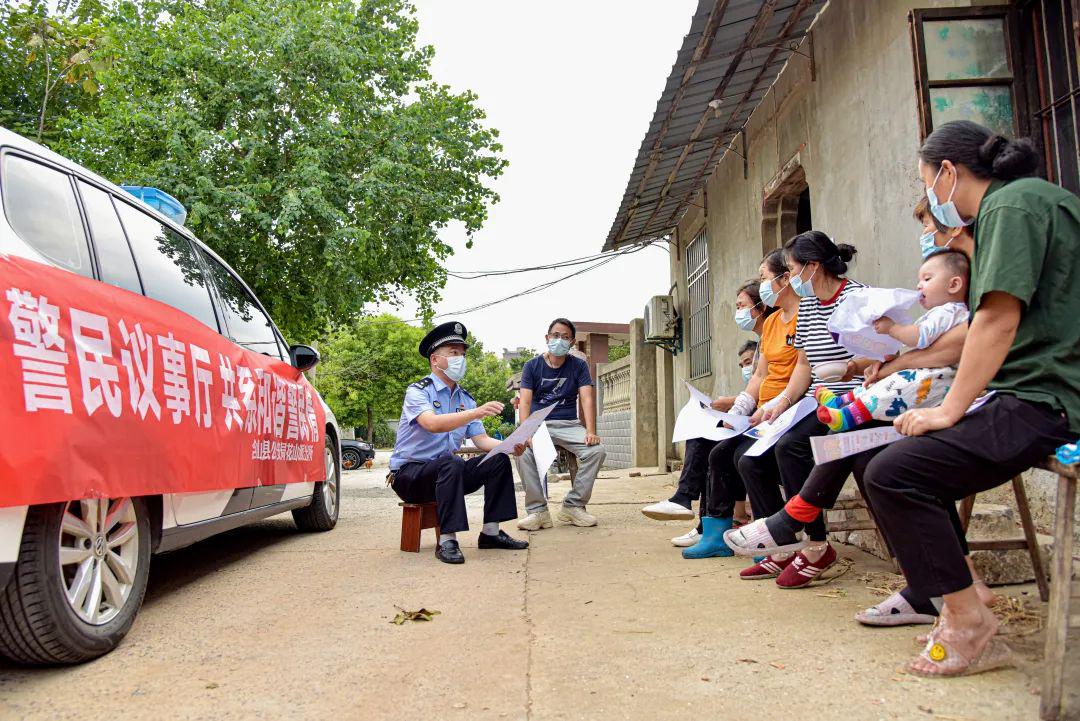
[93,535,106,558]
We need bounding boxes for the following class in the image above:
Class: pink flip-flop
[723,518,807,557]
[855,592,937,627]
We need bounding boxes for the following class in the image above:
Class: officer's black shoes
[436,539,465,564]
[478,530,530,551]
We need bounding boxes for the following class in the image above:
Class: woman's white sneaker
[671,528,700,547]
[641,500,695,521]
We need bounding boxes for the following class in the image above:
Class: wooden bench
[1038,457,1078,721]
[399,502,440,553]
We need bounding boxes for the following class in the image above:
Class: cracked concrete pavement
[0,454,1075,720]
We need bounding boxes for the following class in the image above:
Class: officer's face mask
[439,354,467,382]
[547,337,572,356]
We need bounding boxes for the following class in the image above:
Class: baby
[816,250,970,430]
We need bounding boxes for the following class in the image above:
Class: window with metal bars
[685,229,711,379]
[1021,0,1080,194]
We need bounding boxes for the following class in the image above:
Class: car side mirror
[289,344,320,372]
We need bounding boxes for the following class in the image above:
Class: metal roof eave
[603,0,828,252]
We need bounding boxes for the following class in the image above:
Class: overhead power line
[445,240,661,279]
[359,240,657,326]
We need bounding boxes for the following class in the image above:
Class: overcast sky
[378,0,698,355]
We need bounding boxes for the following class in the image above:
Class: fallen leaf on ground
[769,662,785,670]
[391,606,441,625]
[736,658,758,664]
[700,676,710,682]
[205,682,219,690]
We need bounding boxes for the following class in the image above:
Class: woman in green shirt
[862,120,1080,677]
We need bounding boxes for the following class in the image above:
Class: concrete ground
[0,456,1075,720]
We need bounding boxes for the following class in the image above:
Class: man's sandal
[908,627,1014,678]
[723,518,806,557]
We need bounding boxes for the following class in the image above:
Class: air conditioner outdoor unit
[644,295,677,341]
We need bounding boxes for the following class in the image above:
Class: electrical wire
[358,240,658,326]
[445,239,658,279]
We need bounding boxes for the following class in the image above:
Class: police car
[0,128,343,665]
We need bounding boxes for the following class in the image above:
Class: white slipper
[723,518,807,557]
[642,500,695,521]
[855,591,937,627]
[671,528,700,547]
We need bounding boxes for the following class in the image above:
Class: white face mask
[441,355,467,382]
[741,365,753,382]
[547,338,571,356]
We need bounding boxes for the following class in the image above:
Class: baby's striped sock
[814,386,857,410]
[815,399,874,431]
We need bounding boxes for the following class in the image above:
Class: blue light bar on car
[120,185,188,226]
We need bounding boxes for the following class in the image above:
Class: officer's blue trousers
[391,452,518,534]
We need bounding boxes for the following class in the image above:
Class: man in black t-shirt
[516,318,606,530]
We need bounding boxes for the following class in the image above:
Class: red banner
[0,254,326,508]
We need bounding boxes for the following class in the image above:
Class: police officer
[388,321,529,564]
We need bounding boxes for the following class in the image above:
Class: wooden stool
[959,474,1049,603]
[399,502,440,553]
[1038,457,1078,721]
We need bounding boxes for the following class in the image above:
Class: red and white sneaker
[739,554,795,580]
[775,544,838,589]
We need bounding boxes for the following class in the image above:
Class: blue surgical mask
[443,355,467,382]
[547,338,571,356]
[919,230,954,259]
[926,166,971,228]
[741,365,753,382]
[790,265,818,298]
[759,277,782,307]
[734,307,756,331]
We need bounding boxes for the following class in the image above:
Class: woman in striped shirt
[725,231,867,588]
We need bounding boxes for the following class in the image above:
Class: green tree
[463,334,514,429]
[508,351,537,374]
[34,0,506,342]
[315,314,428,441]
[607,342,630,362]
[0,0,113,141]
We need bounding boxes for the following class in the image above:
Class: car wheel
[341,448,362,471]
[0,497,152,665]
[292,435,340,532]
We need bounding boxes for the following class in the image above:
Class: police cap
[419,320,469,357]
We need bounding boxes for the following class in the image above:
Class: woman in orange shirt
[684,249,800,558]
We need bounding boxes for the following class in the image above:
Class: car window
[77,182,142,294]
[197,247,283,359]
[2,154,92,278]
[115,201,219,331]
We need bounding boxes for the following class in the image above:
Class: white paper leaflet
[827,287,921,361]
[809,391,999,463]
[531,421,558,499]
[479,403,557,464]
[741,397,818,457]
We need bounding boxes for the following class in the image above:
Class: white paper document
[671,399,743,443]
[682,381,750,432]
[808,392,1000,464]
[827,287,921,361]
[480,403,557,464]
[810,426,904,464]
[532,422,558,498]
[741,397,818,457]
